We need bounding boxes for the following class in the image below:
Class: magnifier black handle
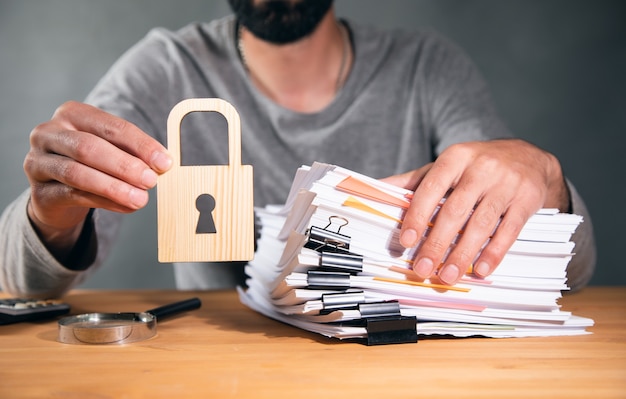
[147,298,202,320]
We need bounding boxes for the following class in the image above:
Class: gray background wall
[0,0,624,289]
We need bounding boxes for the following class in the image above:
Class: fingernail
[439,264,460,285]
[400,229,418,248]
[152,151,172,172]
[474,261,490,277]
[413,257,434,278]
[141,169,158,188]
[129,188,148,208]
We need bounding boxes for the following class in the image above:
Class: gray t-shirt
[0,16,596,296]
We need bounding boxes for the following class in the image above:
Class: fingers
[435,191,511,285]
[28,150,150,212]
[30,128,156,193]
[410,177,485,284]
[414,189,489,284]
[399,159,459,249]
[24,101,173,232]
[472,204,530,279]
[51,101,172,173]
[400,147,468,281]
[398,140,550,286]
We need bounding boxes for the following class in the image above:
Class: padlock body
[157,164,254,262]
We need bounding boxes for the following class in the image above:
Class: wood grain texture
[0,287,624,398]
[157,98,254,262]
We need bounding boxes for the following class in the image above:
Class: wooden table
[1,287,624,398]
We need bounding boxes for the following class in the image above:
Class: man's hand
[23,101,172,259]
[382,139,570,285]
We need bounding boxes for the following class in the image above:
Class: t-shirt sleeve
[563,180,596,291]
[417,32,513,155]
[0,190,91,297]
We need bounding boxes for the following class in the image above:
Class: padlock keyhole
[195,194,217,234]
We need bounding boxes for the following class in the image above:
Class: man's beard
[227,0,334,44]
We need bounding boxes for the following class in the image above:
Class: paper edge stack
[238,163,594,345]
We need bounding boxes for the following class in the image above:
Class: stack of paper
[238,163,594,344]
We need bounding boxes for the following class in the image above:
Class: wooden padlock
[157,98,254,262]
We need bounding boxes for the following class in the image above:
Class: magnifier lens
[58,313,156,345]
[57,298,201,345]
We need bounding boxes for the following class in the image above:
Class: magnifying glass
[57,297,201,345]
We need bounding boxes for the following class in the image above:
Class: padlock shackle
[166,98,243,167]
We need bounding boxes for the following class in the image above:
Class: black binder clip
[305,216,351,253]
[364,316,418,346]
[354,301,418,345]
[319,251,363,274]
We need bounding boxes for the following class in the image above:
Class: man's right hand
[23,101,172,258]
